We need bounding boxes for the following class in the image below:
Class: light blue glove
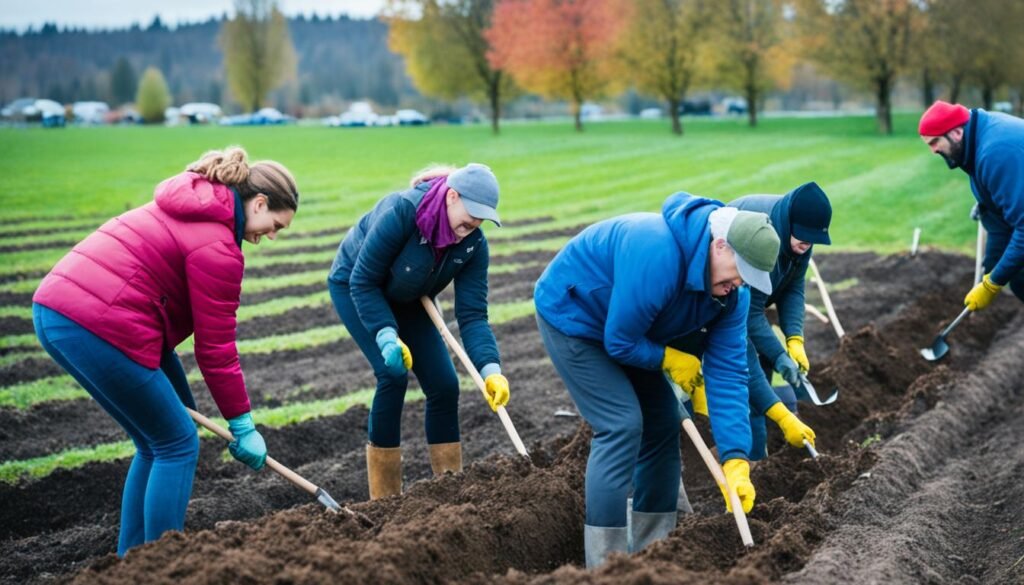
[774,353,801,387]
[227,412,267,470]
[375,327,412,377]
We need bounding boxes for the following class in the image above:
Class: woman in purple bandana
[327,163,509,499]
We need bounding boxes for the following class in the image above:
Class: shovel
[419,296,529,457]
[186,408,358,518]
[920,306,971,361]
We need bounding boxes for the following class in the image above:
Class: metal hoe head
[920,307,971,362]
[794,373,838,406]
[920,337,950,361]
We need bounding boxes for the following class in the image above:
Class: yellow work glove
[483,373,510,412]
[398,339,413,370]
[663,347,703,394]
[785,335,809,373]
[689,378,708,416]
[766,402,816,448]
[719,459,756,514]
[964,274,1002,311]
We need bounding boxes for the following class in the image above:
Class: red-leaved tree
[487,0,624,131]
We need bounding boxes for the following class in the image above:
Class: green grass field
[0,113,982,481]
[0,114,978,253]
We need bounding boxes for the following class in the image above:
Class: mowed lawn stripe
[1,298,538,406]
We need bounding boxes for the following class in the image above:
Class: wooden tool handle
[681,418,754,547]
[186,408,318,496]
[809,259,845,339]
[419,297,529,457]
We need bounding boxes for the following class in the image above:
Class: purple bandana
[415,176,458,261]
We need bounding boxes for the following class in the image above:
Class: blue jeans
[328,281,460,447]
[33,304,199,557]
[537,313,680,527]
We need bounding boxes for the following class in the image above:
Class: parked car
[396,109,429,126]
[179,102,222,124]
[639,107,663,120]
[32,99,66,127]
[722,97,748,115]
[252,107,293,125]
[334,101,379,127]
[1,97,38,120]
[679,99,712,116]
[994,101,1013,114]
[72,101,110,125]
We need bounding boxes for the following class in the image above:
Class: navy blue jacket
[534,194,752,461]
[730,193,812,414]
[730,193,811,361]
[328,183,499,372]
[962,109,1024,286]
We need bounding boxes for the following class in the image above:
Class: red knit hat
[919,101,970,136]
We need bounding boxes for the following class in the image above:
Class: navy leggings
[33,304,199,557]
[328,281,460,447]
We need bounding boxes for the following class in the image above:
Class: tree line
[386,0,1024,135]
[0,6,415,115]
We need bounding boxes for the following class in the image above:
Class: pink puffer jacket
[34,172,251,418]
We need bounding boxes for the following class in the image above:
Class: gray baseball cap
[727,210,780,295]
[447,163,501,226]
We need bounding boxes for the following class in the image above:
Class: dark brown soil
[2,247,1023,585]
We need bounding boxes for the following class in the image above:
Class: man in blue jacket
[919,101,1024,308]
[534,193,780,568]
[730,182,831,460]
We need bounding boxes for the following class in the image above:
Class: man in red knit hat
[919,100,1024,310]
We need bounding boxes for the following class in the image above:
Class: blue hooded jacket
[961,109,1024,286]
[534,193,752,461]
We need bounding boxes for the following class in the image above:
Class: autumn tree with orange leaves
[487,0,624,132]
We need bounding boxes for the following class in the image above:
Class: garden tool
[187,408,361,518]
[419,296,529,457]
[677,402,754,547]
[803,439,820,459]
[920,306,971,361]
[793,373,838,406]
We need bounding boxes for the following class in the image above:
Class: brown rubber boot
[366,443,402,500]
[428,441,463,476]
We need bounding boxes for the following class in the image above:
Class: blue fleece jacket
[534,193,752,461]
[328,183,499,372]
[962,109,1024,286]
[730,192,812,414]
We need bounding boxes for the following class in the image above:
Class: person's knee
[595,414,644,452]
[423,375,460,410]
[152,426,200,463]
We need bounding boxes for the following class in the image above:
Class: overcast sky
[0,0,387,31]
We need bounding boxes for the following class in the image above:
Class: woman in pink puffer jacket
[32,146,298,556]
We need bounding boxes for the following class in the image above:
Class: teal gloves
[227,412,267,470]
[774,353,801,387]
[376,327,413,377]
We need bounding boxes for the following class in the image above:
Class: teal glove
[376,327,412,377]
[227,412,267,470]
[774,353,801,387]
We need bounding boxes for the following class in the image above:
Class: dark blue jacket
[730,193,811,361]
[962,109,1024,286]
[534,194,751,461]
[328,183,499,372]
[730,193,812,414]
